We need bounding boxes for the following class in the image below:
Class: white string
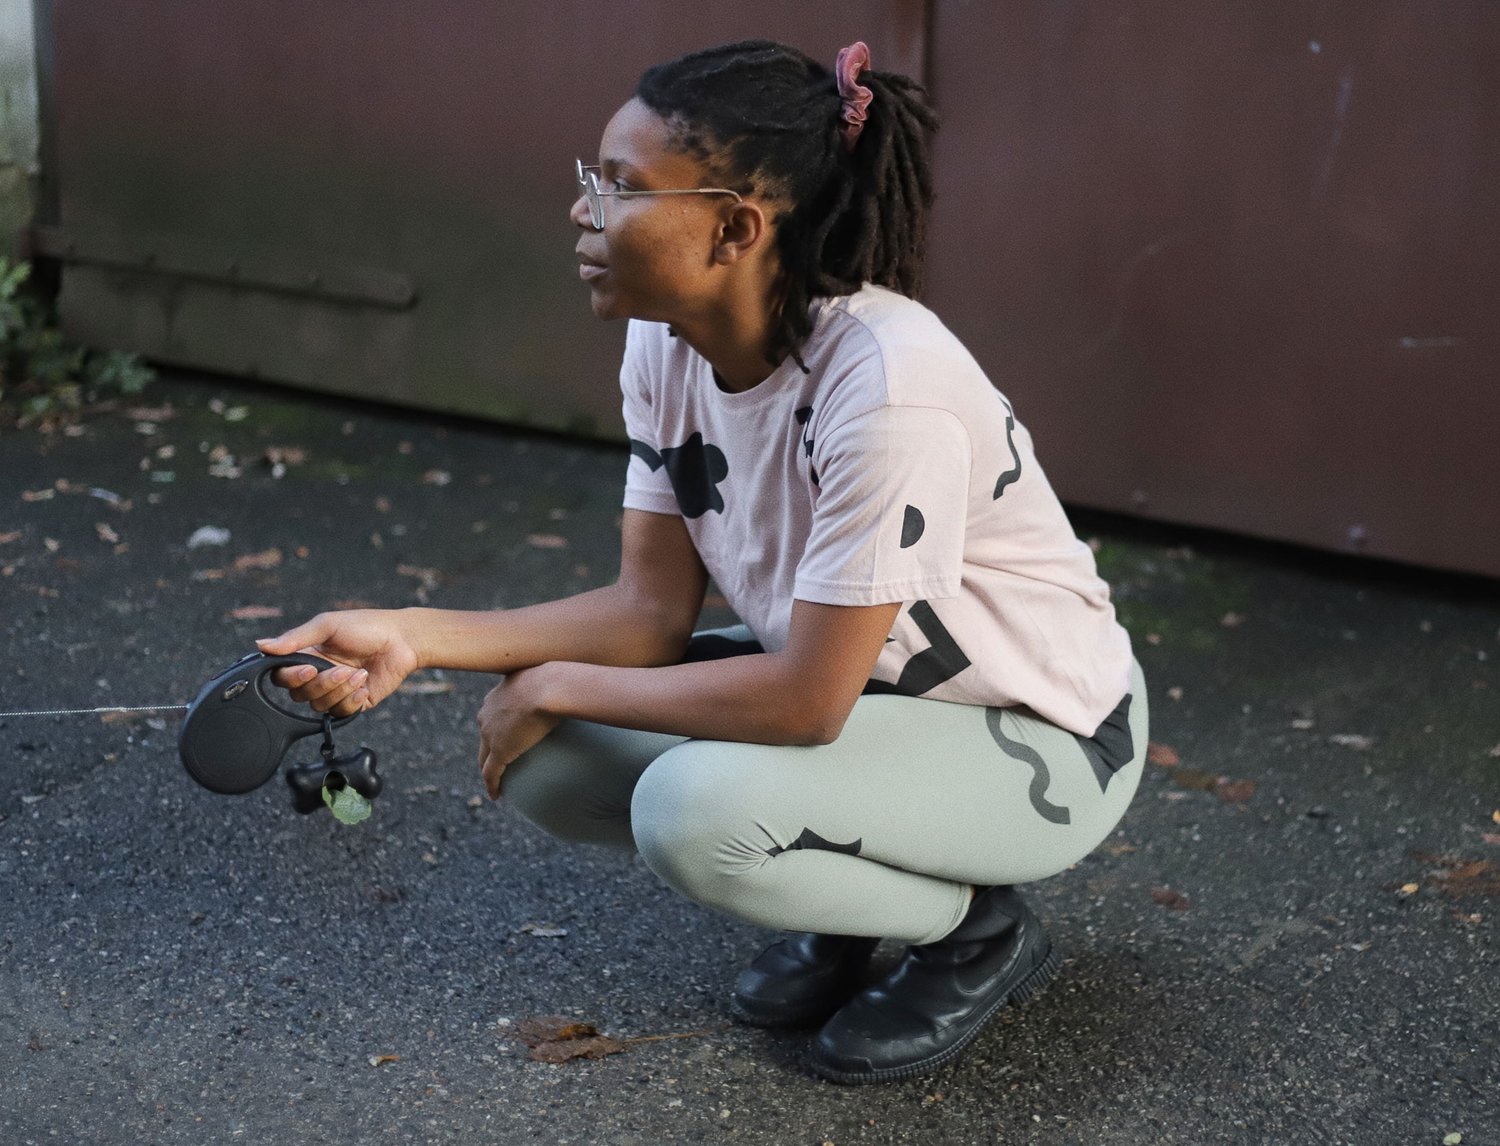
[0,705,190,718]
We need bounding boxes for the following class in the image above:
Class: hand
[256,610,421,717]
[477,667,560,800]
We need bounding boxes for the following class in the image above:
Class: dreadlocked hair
[635,39,939,366]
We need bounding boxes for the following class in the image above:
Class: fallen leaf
[1151,887,1190,911]
[1166,686,1184,702]
[1481,833,1500,847]
[95,523,120,544]
[368,1054,400,1067]
[0,531,19,543]
[1329,733,1376,750]
[233,548,283,571]
[1217,778,1256,804]
[1444,1133,1463,1145]
[1147,742,1180,767]
[1219,612,1245,627]
[1145,633,1162,645]
[1102,842,1138,855]
[1171,767,1219,792]
[526,533,568,549]
[513,1016,628,1064]
[264,446,307,466]
[519,922,568,938]
[1397,883,1419,896]
[191,568,226,581]
[1493,810,1500,825]
[22,489,56,501]
[1290,718,1315,730]
[229,605,283,621]
[1489,745,1500,759]
[422,469,452,486]
[1409,852,1500,898]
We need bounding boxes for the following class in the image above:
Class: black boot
[806,886,1057,1084]
[730,933,881,1028]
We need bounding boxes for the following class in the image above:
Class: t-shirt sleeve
[794,405,971,606]
[619,322,680,517]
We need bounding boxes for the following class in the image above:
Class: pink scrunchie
[835,41,873,149]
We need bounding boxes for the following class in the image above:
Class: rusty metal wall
[40,0,924,437]
[38,2,1500,577]
[924,1,1500,577]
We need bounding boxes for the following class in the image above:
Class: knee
[630,745,760,904]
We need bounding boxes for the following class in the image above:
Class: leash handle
[178,652,358,795]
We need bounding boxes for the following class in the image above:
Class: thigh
[635,663,1147,887]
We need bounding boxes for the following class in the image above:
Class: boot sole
[804,941,1061,1085]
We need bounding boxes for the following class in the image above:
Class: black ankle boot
[806,886,1057,1084]
[730,932,881,1028]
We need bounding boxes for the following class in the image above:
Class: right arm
[258,509,707,715]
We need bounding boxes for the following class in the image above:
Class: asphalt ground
[2,371,1497,1145]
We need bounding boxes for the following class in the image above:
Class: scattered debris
[368,1054,400,1068]
[1147,742,1180,767]
[1151,887,1190,911]
[1219,612,1245,627]
[1410,853,1500,898]
[422,469,452,486]
[228,605,283,621]
[1290,718,1316,730]
[519,922,568,938]
[94,522,120,544]
[187,526,231,549]
[1328,733,1376,751]
[1166,686,1184,702]
[233,548,283,571]
[526,533,568,549]
[509,1015,723,1066]
[1171,767,1219,792]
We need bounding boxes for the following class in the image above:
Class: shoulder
[805,286,994,415]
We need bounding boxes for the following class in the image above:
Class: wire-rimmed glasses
[576,159,742,230]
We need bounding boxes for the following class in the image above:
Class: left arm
[478,598,900,798]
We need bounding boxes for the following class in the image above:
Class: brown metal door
[41,0,926,437]
[923,1,1500,577]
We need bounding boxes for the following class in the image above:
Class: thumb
[255,615,335,656]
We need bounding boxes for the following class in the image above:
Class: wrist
[393,607,433,672]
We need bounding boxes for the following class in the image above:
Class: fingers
[277,664,371,715]
[255,615,336,657]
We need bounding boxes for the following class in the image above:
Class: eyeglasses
[575,159,742,230]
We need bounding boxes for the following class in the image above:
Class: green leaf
[321,781,373,825]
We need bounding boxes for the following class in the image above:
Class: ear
[712,201,770,266]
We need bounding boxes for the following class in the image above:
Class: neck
[673,279,785,393]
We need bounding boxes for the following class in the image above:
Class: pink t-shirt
[620,285,1133,736]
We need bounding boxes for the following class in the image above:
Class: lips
[577,247,607,282]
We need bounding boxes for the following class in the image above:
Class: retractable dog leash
[1,651,381,815]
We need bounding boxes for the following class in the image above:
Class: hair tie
[835,41,873,149]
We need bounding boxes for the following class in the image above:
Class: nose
[570,192,596,231]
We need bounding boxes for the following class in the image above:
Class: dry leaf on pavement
[1151,887,1190,911]
[1147,742,1180,767]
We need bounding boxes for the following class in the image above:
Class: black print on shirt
[794,406,819,486]
[629,433,728,518]
[900,505,926,548]
[862,599,972,697]
[993,395,1022,500]
[766,827,863,858]
[985,708,1071,825]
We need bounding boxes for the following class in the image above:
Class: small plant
[0,256,155,425]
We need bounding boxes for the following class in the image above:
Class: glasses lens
[576,162,603,229]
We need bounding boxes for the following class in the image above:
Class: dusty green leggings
[500,637,1146,946]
